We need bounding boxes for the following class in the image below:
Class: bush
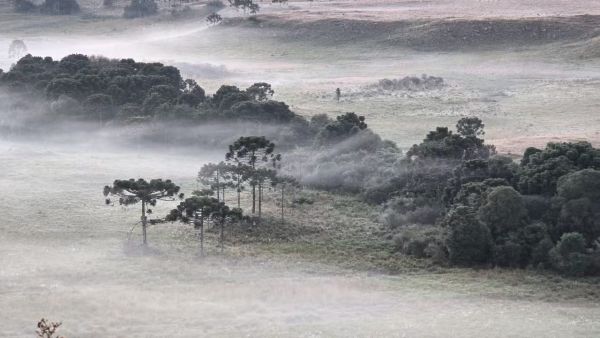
[444,206,492,266]
[549,232,591,276]
[518,142,600,195]
[522,195,551,221]
[124,0,158,18]
[393,226,443,259]
[381,197,442,228]
[530,237,554,268]
[478,186,527,237]
[492,240,523,268]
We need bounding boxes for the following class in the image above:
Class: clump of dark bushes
[379,116,600,276]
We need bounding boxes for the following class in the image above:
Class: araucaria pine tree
[225,136,281,215]
[104,178,182,245]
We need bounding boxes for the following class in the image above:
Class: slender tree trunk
[281,185,284,226]
[216,171,220,202]
[237,178,241,208]
[141,200,147,245]
[258,183,262,221]
[200,221,204,256]
[196,210,204,256]
[291,189,295,218]
[252,183,256,214]
[222,186,225,203]
[220,218,225,253]
[251,152,256,214]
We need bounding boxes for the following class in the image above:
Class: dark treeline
[368,119,600,277]
[0,54,293,124]
[0,54,385,150]
[0,55,292,122]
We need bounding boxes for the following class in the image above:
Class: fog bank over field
[1,140,599,337]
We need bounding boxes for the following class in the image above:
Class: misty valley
[1,0,600,337]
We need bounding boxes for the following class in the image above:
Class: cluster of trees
[104,136,299,253]
[0,55,383,152]
[14,0,80,14]
[379,118,600,276]
[0,54,295,125]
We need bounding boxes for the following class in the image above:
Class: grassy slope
[215,189,600,303]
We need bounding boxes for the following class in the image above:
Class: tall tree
[103,178,182,245]
[246,82,274,102]
[166,196,220,255]
[225,163,251,208]
[273,175,300,225]
[208,202,243,252]
[198,162,233,203]
[226,136,281,214]
[254,168,277,221]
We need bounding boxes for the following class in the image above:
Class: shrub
[479,186,527,237]
[549,232,591,276]
[518,142,600,195]
[393,225,442,259]
[492,240,523,268]
[381,197,442,228]
[530,237,554,268]
[557,169,600,201]
[444,206,492,266]
[555,197,600,244]
[522,195,551,221]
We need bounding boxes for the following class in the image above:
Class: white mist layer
[1,140,599,337]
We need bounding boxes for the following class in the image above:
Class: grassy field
[1,142,599,337]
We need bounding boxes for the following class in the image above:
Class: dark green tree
[246,82,274,102]
[456,116,485,138]
[103,179,182,245]
[478,186,527,238]
[166,196,220,255]
[518,142,600,195]
[226,136,281,214]
[273,175,300,225]
[443,205,492,266]
[208,202,243,252]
